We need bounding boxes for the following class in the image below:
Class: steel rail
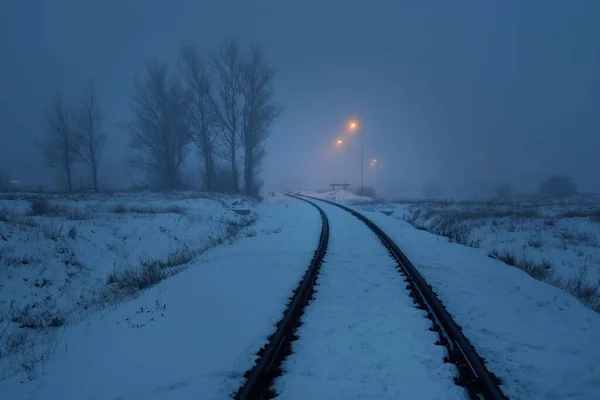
[299,194,507,400]
[235,193,329,400]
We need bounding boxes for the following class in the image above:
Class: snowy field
[296,189,375,205]
[356,200,600,399]
[381,197,600,313]
[0,191,321,399]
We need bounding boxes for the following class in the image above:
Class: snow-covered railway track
[235,194,506,400]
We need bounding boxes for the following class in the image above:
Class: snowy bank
[360,206,600,399]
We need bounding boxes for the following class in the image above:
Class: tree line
[40,38,280,196]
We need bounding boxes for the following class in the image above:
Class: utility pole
[360,133,364,194]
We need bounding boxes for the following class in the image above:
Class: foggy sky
[1,0,599,197]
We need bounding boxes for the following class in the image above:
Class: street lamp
[369,160,383,191]
[335,138,348,187]
[346,119,364,194]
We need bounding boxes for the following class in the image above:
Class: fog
[1,0,599,198]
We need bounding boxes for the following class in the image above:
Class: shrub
[563,270,600,311]
[111,204,127,213]
[67,226,77,240]
[28,199,51,216]
[528,238,544,248]
[539,175,577,198]
[110,204,185,214]
[488,250,554,280]
[489,250,599,312]
[140,246,197,269]
[109,264,165,294]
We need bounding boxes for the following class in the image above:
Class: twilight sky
[1,0,599,197]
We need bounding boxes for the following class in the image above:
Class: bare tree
[240,46,280,196]
[41,95,79,192]
[75,83,106,192]
[496,182,513,199]
[213,38,244,193]
[124,59,191,191]
[179,45,219,191]
[539,175,577,198]
[0,171,9,192]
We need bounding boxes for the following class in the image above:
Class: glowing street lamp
[348,120,359,132]
[335,138,348,187]
[344,118,365,193]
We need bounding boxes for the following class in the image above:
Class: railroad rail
[235,193,506,400]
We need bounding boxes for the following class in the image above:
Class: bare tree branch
[212,38,244,193]
[75,82,106,192]
[241,46,281,196]
[124,59,191,191]
[41,95,80,192]
[179,45,219,191]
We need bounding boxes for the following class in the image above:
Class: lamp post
[346,119,363,194]
[370,159,383,192]
[336,138,348,187]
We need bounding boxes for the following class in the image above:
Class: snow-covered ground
[377,198,600,313]
[5,189,599,399]
[357,204,600,399]
[0,192,322,399]
[296,189,375,205]
[274,201,463,399]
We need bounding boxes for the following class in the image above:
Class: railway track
[235,193,506,400]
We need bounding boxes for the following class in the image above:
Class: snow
[5,190,599,399]
[393,201,600,286]
[274,201,464,400]
[1,193,251,378]
[297,189,375,204]
[359,206,600,400]
[0,192,321,399]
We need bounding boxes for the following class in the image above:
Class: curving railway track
[235,193,506,400]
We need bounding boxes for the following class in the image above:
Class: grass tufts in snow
[2,327,61,380]
[488,249,554,280]
[28,199,51,216]
[528,237,545,249]
[8,302,67,330]
[561,268,600,312]
[140,246,197,270]
[106,246,199,295]
[67,226,77,240]
[110,204,186,214]
[64,210,94,221]
[556,229,599,248]
[489,249,600,312]
[27,199,67,216]
[0,207,13,222]
[3,254,42,267]
[403,212,481,248]
[41,224,63,241]
[559,209,600,222]
[109,263,166,293]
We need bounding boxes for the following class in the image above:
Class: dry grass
[528,238,545,248]
[106,246,199,295]
[403,212,481,248]
[8,302,67,330]
[27,199,67,216]
[3,254,42,267]
[110,204,186,214]
[488,249,600,312]
[559,209,600,221]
